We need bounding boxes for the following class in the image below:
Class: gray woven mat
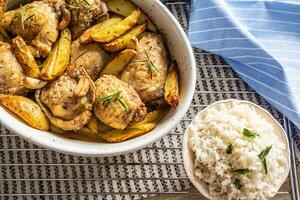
[0,2,299,200]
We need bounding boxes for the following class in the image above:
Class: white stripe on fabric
[230,55,300,62]
[191,6,219,14]
[229,7,300,15]
[249,28,300,36]
[190,38,248,45]
[189,27,239,34]
[259,39,300,45]
[244,63,300,89]
[210,47,300,54]
[235,69,299,102]
[239,18,300,26]
[190,17,228,24]
[247,62,283,70]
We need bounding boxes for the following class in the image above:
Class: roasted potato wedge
[100,49,136,76]
[101,123,156,143]
[103,23,146,52]
[0,94,49,131]
[135,109,165,125]
[164,62,180,107]
[91,9,141,43]
[87,114,112,133]
[80,17,123,44]
[40,29,71,81]
[12,36,40,78]
[107,0,157,32]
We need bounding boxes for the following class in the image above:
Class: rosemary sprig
[226,143,233,154]
[15,5,35,30]
[258,145,272,174]
[144,51,160,79]
[96,91,129,112]
[243,128,259,141]
[233,178,242,190]
[232,168,250,175]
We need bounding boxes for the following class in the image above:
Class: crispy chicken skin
[70,40,110,81]
[94,75,147,129]
[36,67,95,131]
[0,42,27,95]
[0,0,70,58]
[120,32,169,102]
[69,0,108,39]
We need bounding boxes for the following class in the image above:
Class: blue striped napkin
[189,0,300,128]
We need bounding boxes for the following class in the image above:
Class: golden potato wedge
[135,109,165,126]
[40,29,71,81]
[103,23,146,52]
[100,49,136,76]
[101,123,156,143]
[91,9,141,43]
[0,94,49,131]
[164,62,180,107]
[80,17,123,44]
[87,115,98,133]
[107,0,157,32]
[88,115,113,133]
[12,36,40,78]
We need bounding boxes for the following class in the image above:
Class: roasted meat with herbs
[70,40,110,81]
[0,0,70,58]
[68,0,108,39]
[120,32,169,102]
[35,67,95,131]
[0,42,27,95]
[94,75,146,130]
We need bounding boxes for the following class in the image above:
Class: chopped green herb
[226,143,233,154]
[232,168,250,175]
[233,178,242,190]
[15,5,35,30]
[258,145,272,174]
[96,91,129,112]
[144,51,160,79]
[243,128,259,141]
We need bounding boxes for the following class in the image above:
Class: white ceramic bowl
[0,0,196,156]
[183,99,290,200]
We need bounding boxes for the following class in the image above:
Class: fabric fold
[189,0,300,128]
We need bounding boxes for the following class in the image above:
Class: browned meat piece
[0,42,27,95]
[36,67,95,131]
[68,0,108,39]
[94,75,147,129]
[120,32,169,102]
[0,0,70,58]
[70,40,110,81]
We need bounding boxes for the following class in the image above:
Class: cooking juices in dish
[186,100,289,200]
[0,0,180,143]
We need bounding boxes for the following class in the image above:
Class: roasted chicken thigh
[36,67,95,131]
[68,0,108,39]
[120,32,169,102]
[94,75,146,129]
[70,40,110,81]
[0,0,70,58]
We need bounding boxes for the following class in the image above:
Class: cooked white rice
[189,101,287,200]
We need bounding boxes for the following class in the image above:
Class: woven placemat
[0,2,299,200]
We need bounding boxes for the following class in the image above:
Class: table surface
[0,1,299,200]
